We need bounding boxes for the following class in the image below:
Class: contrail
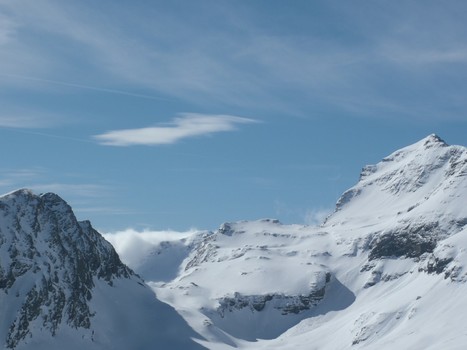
[0,73,171,101]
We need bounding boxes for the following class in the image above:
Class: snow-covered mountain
[107,134,467,349]
[2,134,466,349]
[0,189,204,349]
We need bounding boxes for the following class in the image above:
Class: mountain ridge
[109,134,467,349]
[1,134,466,349]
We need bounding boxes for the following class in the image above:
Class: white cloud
[102,228,200,270]
[94,113,258,146]
[103,228,198,246]
[304,208,332,226]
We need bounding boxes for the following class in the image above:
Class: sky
[0,0,466,232]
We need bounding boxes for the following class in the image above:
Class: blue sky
[0,0,466,231]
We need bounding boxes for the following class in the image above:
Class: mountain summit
[332,133,464,217]
[0,190,204,349]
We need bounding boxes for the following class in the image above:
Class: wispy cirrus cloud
[94,113,258,146]
[0,113,57,128]
[0,167,46,189]
[28,183,108,198]
[0,12,17,45]
[0,166,105,198]
[1,1,467,120]
[0,101,68,129]
[0,167,115,211]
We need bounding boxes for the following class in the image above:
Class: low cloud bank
[102,228,201,273]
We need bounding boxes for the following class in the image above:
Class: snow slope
[0,190,204,349]
[109,134,467,349]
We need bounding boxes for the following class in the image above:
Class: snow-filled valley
[1,134,466,349]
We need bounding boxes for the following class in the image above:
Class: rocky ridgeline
[217,271,331,317]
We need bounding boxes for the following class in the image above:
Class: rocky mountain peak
[0,189,133,348]
[419,133,447,148]
[330,134,466,218]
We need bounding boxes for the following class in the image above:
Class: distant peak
[1,188,36,200]
[40,191,67,203]
[0,189,72,213]
[421,134,448,147]
[2,189,66,203]
[7,188,34,196]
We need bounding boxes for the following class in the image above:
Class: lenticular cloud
[94,113,258,146]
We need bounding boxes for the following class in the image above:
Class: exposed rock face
[218,272,331,317]
[0,190,132,348]
[184,233,217,270]
[324,135,467,288]
[368,223,439,260]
